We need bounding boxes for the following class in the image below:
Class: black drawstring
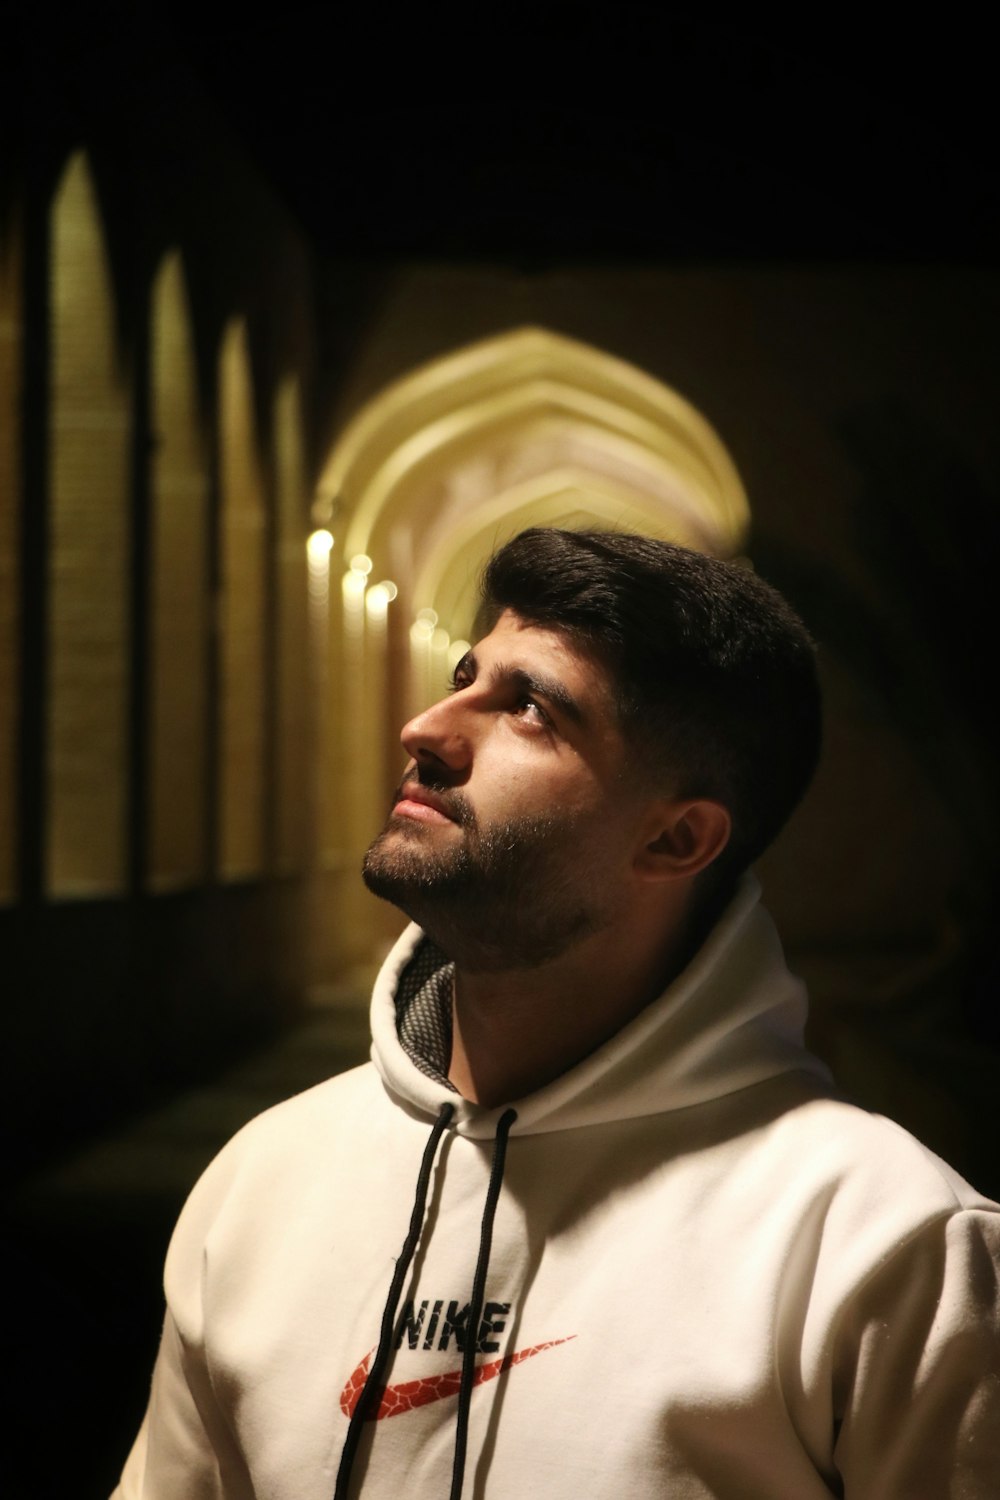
[449,1106,517,1500]
[334,1101,518,1500]
[334,1100,455,1499]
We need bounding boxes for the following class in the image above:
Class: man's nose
[400,693,472,774]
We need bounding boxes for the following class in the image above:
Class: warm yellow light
[307,528,334,564]
[342,568,367,600]
[366,583,390,618]
[410,618,435,644]
[431,627,450,652]
[375,579,398,601]
[350,553,373,576]
[416,607,438,625]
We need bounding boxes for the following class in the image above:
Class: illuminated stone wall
[217,318,267,880]
[46,154,130,896]
[148,251,209,891]
[273,374,310,875]
[3,69,318,1166]
[0,207,20,904]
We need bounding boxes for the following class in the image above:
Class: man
[116,528,1000,1499]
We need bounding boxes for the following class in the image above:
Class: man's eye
[450,669,472,692]
[514,697,550,727]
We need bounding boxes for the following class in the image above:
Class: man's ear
[634,799,732,881]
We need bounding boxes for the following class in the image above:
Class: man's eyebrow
[455,648,586,726]
[494,661,586,726]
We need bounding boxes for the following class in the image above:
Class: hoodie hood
[370,874,830,1140]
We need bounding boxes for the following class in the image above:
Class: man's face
[362,610,648,971]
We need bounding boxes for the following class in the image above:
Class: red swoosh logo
[340,1336,576,1421]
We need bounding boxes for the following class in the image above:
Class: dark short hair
[479,528,821,890]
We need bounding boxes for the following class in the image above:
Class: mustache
[391,768,477,830]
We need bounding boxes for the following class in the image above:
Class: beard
[362,777,616,972]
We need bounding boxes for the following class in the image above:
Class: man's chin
[361,826,464,907]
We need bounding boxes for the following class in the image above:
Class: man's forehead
[477,609,605,670]
[474,610,619,715]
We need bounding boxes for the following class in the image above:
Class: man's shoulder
[742,1084,999,1264]
[170,1064,383,1233]
[217,1060,382,1168]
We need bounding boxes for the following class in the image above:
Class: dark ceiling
[161,8,999,262]
[7,3,998,262]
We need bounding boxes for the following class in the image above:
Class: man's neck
[447,910,695,1107]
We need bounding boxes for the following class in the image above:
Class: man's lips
[392,784,458,825]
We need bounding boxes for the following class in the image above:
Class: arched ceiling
[317,326,750,637]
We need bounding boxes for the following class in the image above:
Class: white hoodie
[116,878,1000,1498]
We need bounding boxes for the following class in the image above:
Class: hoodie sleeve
[832,1207,1000,1498]
[112,1311,234,1500]
[111,1135,256,1500]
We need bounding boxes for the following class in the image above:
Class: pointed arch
[320,326,749,720]
[147,249,210,889]
[218,317,267,879]
[321,326,747,568]
[47,152,130,896]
